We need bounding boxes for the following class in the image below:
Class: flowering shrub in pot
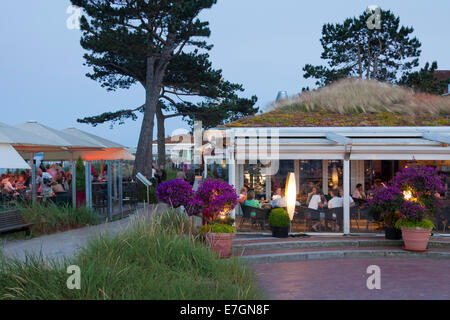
[367,184,403,239]
[392,165,446,251]
[196,178,239,258]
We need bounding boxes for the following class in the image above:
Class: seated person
[239,187,248,204]
[308,189,323,210]
[352,183,366,201]
[244,190,261,209]
[338,188,356,207]
[270,188,300,208]
[271,187,282,201]
[327,189,342,209]
[52,178,66,194]
[306,187,318,206]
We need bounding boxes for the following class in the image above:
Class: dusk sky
[1,0,449,147]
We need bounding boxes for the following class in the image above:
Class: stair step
[232,238,450,252]
[238,248,450,264]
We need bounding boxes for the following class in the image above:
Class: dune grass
[0,210,262,300]
[19,203,99,236]
[225,78,450,127]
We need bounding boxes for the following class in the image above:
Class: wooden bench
[0,210,34,236]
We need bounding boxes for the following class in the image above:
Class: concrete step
[237,247,450,264]
[232,237,450,254]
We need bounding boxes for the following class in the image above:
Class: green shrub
[0,210,261,300]
[199,223,236,234]
[75,157,85,192]
[395,218,435,230]
[269,208,290,227]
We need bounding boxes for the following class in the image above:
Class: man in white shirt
[338,188,356,207]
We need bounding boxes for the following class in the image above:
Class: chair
[305,208,321,231]
[241,205,268,230]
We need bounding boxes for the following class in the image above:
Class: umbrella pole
[107,161,113,220]
[31,153,36,204]
[72,159,76,208]
[118,160,123,217]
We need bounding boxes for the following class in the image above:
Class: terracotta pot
[205,232,235,258]
[401,227,432,252]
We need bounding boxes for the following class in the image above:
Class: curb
[239,249,450,264]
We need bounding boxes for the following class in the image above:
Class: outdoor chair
[240,204,253,228]
[305,208,321,231]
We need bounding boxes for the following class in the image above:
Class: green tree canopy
[72,0,220,177]
[73,0,258,168]
[399,61,450,94]
[303,8,421,86]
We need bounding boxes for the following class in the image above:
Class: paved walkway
[251,258,450,300]
[0,206,159,262]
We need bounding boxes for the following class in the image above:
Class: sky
[1,0,449,147]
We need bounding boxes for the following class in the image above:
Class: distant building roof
[435,70,450,94]
[152,134,194,144]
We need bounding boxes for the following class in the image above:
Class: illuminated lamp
[285,172,297,221]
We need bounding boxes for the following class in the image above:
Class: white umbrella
[0,143,30,169]
[16,121,101,149]
[0,122,61,146]
[62,127,125,148]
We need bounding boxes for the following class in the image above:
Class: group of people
[0,163,72,200]
[238,182,369,231]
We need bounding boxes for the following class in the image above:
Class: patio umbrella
[0,143,30,169]
[0,122,61,147]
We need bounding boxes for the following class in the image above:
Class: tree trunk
[133,57,160,178]
[156,106,166,167]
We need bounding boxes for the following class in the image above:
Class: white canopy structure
[0,143,30,169]
[203,126,450,235]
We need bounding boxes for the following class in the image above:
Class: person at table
[270,188,300,208]
[272,187,282,201]
[306,187,318,206]
[239,187,248,204]
[352,183,366,200]
[52,177,66,194]
[308,188,324,231]
[338,188,356,207]
[244,190,262,209]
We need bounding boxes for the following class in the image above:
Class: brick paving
[237,246,450,256]
[251,258,450,300]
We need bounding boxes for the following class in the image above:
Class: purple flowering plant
[156,177,239,224]
[156,179,194,209]
[368,164,446,229]
[194,177,239,225]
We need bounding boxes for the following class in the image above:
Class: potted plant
[391,165,445,251]
[367,184,403,240]
[269,208,290,238]
[200,214,236,258]
[195,178,239,258]
[395,201,434,252]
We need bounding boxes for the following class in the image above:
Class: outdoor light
[285,172,296,221]
[332,166,339,188]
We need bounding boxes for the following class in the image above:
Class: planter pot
[272,226,289,238]
[385,227,402,240]
[401,227,432,252]
[205,232,235,258]
[76,191,86,208]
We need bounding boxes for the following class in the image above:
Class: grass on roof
[225,78,450,127]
